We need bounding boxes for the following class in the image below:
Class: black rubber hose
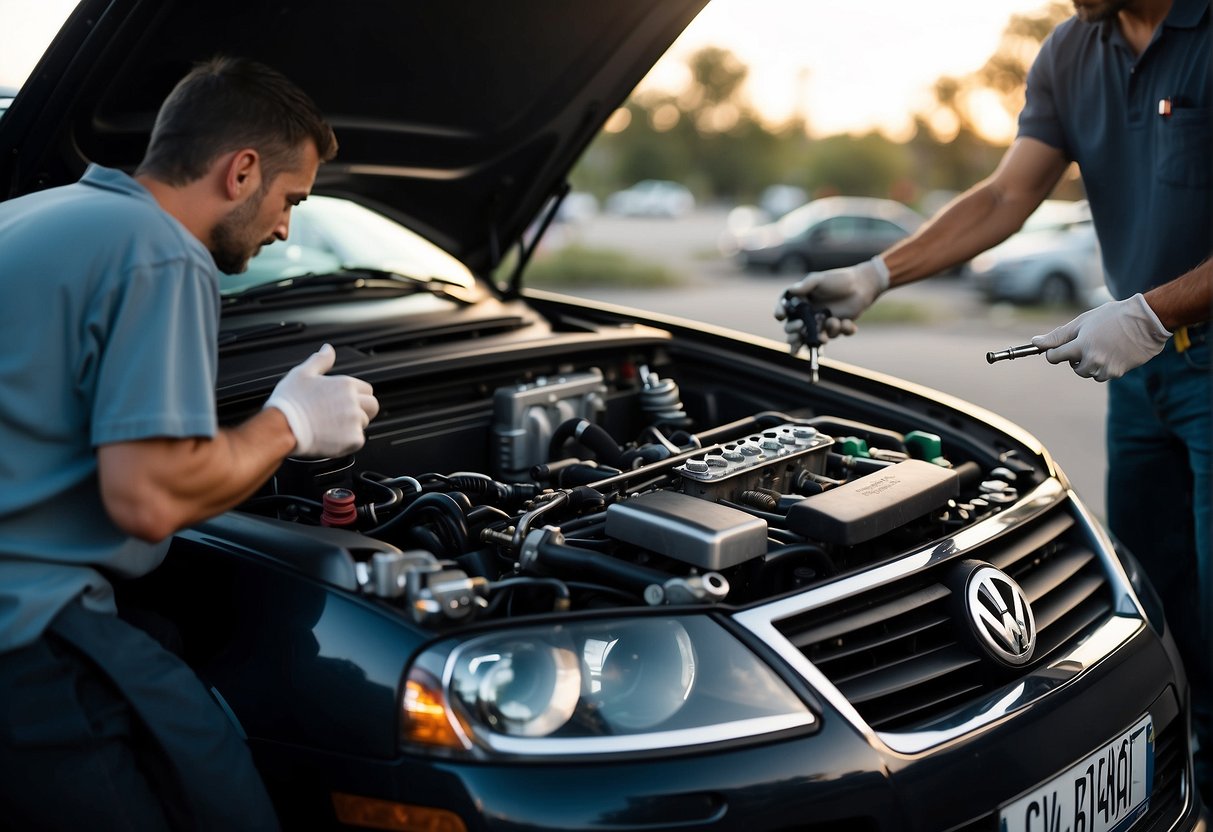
[549,419,624,466]
[447,473,507,502]
[555,464,624,488]
[740,490,779,511]
[484,576,572,616]
[532,537,669,597]
[367,492,470,552]
[566,486,607,514]
[467,505,512,526]
[405,525,445,556]
[762,543,836,577]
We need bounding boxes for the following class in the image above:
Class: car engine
[235,361,1035,626]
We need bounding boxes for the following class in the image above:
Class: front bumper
[253,607,1203,832]
[250,485,1206,831]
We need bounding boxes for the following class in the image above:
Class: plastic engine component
[605,490,768,570]
[786,459,959,545]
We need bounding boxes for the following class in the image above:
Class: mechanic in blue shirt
[0,58,379,829]
[777,0,1212,797]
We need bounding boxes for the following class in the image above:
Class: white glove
[264,344,381,458]
[774,255,889,351]
[1030,293,1171,382]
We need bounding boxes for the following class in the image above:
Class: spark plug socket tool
[781,291,830,383]
[986,343,1044,364]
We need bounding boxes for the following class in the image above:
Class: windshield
[223,195,476,296]
[776,202,830,238]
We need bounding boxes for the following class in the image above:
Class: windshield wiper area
[222,267,477,312]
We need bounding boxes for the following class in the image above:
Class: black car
[735,196,923,274]
[1,2,1206,831]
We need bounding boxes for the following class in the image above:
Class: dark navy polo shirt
[1018,0,1211,299]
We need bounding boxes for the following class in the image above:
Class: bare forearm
[1144,258,1213,331]
[883,138,1069,287]
[98,408,296,541]
[883,187,1030,285]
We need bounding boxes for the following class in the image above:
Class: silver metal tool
[986,344,1044,364]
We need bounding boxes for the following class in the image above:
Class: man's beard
[1073,0,1133,23]
[211,184,272,274]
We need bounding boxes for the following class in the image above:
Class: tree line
[570,2,1078,212]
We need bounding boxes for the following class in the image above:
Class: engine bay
[231,346,1044,626]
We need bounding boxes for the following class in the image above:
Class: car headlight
[402,615,814,757]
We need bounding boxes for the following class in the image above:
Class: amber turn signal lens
[400,678,464,749]
[331,793,467,832]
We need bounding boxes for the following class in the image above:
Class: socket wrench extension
[986,343,1044,364]
[780,291,830,383]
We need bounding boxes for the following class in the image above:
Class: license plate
[999,714,1154,832]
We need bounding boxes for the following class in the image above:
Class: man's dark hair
[137,56,337,186]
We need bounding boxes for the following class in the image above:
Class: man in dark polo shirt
[777,0,1213,796]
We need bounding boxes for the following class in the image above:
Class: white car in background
[968,199,1105,308]
[605,179,696,218]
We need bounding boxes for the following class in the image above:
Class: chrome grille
[773,502,1114,731]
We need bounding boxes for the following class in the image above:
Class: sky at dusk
[1,0,1063,141]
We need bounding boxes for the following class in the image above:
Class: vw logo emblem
[963,564,1036,667]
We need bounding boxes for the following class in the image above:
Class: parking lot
[542,209,1109,516]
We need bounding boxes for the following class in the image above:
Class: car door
[804,215,869,270]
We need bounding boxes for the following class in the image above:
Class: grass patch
[525,245,685,288]
[857,299,939,325]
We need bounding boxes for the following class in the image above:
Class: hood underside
[0,0,708,275]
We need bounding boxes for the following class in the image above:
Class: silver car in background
[969,199,1105,308]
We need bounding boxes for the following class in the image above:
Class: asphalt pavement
[539,210,1109,518]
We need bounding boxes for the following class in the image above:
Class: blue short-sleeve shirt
[0,165,220,651]
[1018,0,1211,299]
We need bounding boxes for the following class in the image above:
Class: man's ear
[223,149,261,201]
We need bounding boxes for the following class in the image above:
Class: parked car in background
[1,1,1204,831]
[758,184,807,219]
[605,178,696,217]
[0,86,16,119]
[716,186,810,257]
[968,199,1104,307]
[556,190,600,225]
[736,195,923,274]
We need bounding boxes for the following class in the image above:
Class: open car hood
[0,0,708,277]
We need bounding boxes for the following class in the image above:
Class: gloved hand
[264,344,381,458]
[1030,293,1170,382]
[774,255,889,351]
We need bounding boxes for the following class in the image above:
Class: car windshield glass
[776,202,829,238]
[222,195,476,297]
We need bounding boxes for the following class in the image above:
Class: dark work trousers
[0,599,280,831]
[1106,331,1212,798]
